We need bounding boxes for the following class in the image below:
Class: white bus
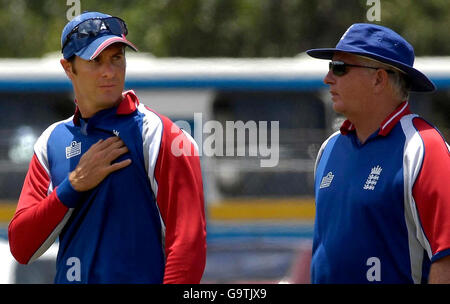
[0,53,449,283]
[0,53,449,221]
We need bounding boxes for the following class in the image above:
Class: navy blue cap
[307,23,435,92]
[61,11,137,60]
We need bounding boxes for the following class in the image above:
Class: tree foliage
[0,0,449,58]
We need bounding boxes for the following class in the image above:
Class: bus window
[211,90,327,199]
[0,92,74,200]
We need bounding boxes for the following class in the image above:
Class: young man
[8,11,206,284]
[307,23,450,283]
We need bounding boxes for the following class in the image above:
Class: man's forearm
[428,255,450,283]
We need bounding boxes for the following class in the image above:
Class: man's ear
[373,69,389,94]
[60,58,76,79]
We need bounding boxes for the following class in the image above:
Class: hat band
[352,54,408,75]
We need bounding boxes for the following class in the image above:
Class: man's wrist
[56,176,85,208]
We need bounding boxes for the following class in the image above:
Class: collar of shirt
[340,101,411,137]
[72,90,140,126]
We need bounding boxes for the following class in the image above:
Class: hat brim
[306,48,436,92]
[75,35,138,61]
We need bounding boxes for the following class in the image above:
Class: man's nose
[100,62,115,78]
[323,70,335,85]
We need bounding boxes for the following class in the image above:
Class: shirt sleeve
[8,154,75,264]
[152,114,207,284]
[412,118,450,262]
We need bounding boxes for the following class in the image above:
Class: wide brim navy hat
[306,23,436,92]
[61,11,137,60]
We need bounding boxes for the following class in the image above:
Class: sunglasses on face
[329,61,395,76]
[62,17,128,52]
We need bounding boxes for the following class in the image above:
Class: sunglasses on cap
[329,61,395,77]
[62,17,128,52]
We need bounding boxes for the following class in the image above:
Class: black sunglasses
[329,61,395,76]
[62,17,128,52]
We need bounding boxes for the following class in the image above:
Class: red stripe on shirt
[412,117,450,259]
[8,154,69,264]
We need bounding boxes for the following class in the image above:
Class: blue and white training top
[9,90,207,283]
[311,101,450,284]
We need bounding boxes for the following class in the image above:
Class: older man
[308,23,449,283]
[8,11,206,283]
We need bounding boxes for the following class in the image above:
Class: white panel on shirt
[138,104,163,197]
[400,114,432,284]
[314,131,340,179]
[138,103,166,254]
